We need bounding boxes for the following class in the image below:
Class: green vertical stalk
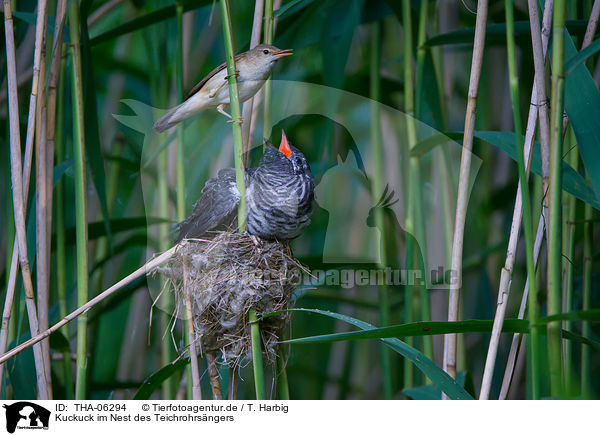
[581,202,592,398]
[55,50,73,399]
[276,348,289,400]
[412,0,433,364]
[174,1,190,399]
[249,308,265,399]
[370,22,392,399]
[262,0,274,142]
[562,130,577,396]
[505,0,540,399]
[401,0,416,390]
[402,0,433,387]
[175,2,186,222]
[220,0,259,398]
[220,0,246,231]
[157,149,172,399]
[90,143,121,299]
[547,0,567,398]
[68,0,89,400]
[414,0,428,120]
[430,3,460,370]
[146,6,175,399]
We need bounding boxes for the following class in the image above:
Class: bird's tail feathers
[153,101,198,133]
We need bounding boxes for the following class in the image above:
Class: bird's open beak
[273,48,294,58]
[279,130,292,158]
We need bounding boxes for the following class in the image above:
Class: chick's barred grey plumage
[175,134,314,242]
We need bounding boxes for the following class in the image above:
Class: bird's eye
[263,49,269,55]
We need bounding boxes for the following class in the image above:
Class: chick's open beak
[279,130,292,158]
[273,48,294,58]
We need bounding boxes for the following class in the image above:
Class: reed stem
[54,50,73,399]
[176,2,186,222]
[409,0,433,363]
[220,0,246,231]
[498,212,546,399]
[0,247,177,365]
[157,152,173,399]
[183,258,202,399]
[221,0,264,399]
[3,0,51,400]
[276,347,290,400]
[242,0,264,158]
[262,0,274,142]
[206,352,223,400]
[482,0,537,401]
[579,4,598,399]
[491,0,554,400]
[35,11,52,396]
[175,1,192,399]
[547,0,567,398]
[561,130,577,395]
[249,308,266,399]
[581,203,593,397]
[443,0,488,397]
[68,0,90,400]
[370,21,392,399]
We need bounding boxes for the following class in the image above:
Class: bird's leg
[225,70,240,81]
[227,117,243,125]
[216,104,232,119]
[220,70,243,124]
[220,104,242,125]
[208,80,228,98]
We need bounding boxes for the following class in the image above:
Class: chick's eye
[263,49,269,54]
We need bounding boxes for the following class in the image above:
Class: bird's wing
[185,62,227,101]
[175,168,240,241]
[184,53,245,101]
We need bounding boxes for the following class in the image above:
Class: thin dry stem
[505,0,600,399]
[43,0,69,399]
[442,0,488,396]
[47,0,68,210]
[499,214,546,399]
[183,259,202,400]
[2,0,51,400]
[35,12,52,396]
[478,0,553,400]
[530,0,552,213]
[0,247,177,365]
[206,352,223,400]
[582,0,600,49]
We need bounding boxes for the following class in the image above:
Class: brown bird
[153,44,293,132]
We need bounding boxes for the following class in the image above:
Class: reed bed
[0,0,598,401]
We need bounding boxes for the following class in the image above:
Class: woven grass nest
[157,230,307,366]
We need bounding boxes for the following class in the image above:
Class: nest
[157,230,307,366]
